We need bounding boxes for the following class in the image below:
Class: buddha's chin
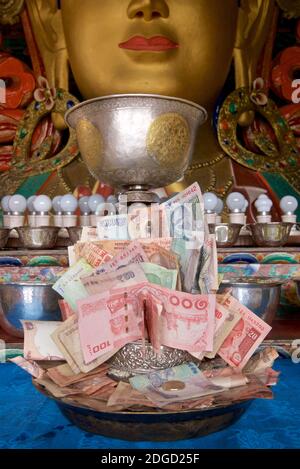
[79,77,210,107]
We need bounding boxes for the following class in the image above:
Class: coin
[162,380,186,391]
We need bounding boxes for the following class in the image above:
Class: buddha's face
[61,0,238,108]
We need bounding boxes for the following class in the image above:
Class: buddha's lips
[119,36,179,51]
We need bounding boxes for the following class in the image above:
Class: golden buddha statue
[10,0,289,199]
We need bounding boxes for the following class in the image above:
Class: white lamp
[280,196,298,224]
[254,196,273,223]
[60,194,78,227]
[52,196,63,228]
[215,198,224,224]
[33,195,52,226]
[27,196,36,227]
[8,194,27,228]
[1,195,11,228]
[88,194,105,226]
[204,192,218,224]
[226,192,246,224]
[78,196,91,227]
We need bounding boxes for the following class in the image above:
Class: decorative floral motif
[33,77,56,111]
[250,78,268,107]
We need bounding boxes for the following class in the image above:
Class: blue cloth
[0,359,299,449]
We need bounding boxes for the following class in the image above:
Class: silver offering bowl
[0,282,62,337]
[208,223,243,248]
[16,226,60,249]
[0,228,11,248]
[108,340,192,381]
[33,379,252,441]
[218,277,286,325]
[248,222,293,247]
[67,226,83,244]
[65,94,207,202]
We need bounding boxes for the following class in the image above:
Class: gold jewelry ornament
[0,79,80,196]
[218,79,300,191]
[0,0,24,25]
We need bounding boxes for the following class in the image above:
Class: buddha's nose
[127,0,169,22]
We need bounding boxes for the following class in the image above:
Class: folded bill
[22,320,65,361]
[141,263,177,289]
[217,296,272,369]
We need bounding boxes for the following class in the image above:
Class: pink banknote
[142,284,216,354]
[218,296,272,369]
[77,285,145,364]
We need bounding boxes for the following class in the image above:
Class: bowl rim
[247,222,294,228]
[0,281,56,287]
[65,93,207,128]
[220,276,286,287]
[16,226,60,232]
[209,223,244,228]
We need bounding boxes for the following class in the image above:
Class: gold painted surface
[0,89,80,197]
[218,87,300,192]
[0,0,24,25]
[146,113,190,168]
[24,1,280,193]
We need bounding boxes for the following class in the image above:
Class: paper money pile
[11,182,279,411]
[11,347,279,412]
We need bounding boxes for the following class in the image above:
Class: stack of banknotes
[11,182,280,411]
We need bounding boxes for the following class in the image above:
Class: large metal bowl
[65,94,207,189]
[0,283,62,337]
[0,228,10,248]
[16,227,60,249]
[208,223,243,248]
[218,277,285,325]
[248,222,293,247]
[33,380,252,441]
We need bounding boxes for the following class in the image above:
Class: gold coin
[162,380,186,391]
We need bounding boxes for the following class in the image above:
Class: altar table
[0,359,299,449]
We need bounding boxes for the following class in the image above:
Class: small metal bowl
[16,226,60,249]
[208,223,243,247]
[0,228,11,248]
[248,222,293,247]
[0,282,62,337]
[218,277,285,325]
[108,340,192,381]
[67,226,83,244]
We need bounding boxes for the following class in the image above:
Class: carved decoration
[0,0,24,25]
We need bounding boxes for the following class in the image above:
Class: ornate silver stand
[108,340,192,381]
